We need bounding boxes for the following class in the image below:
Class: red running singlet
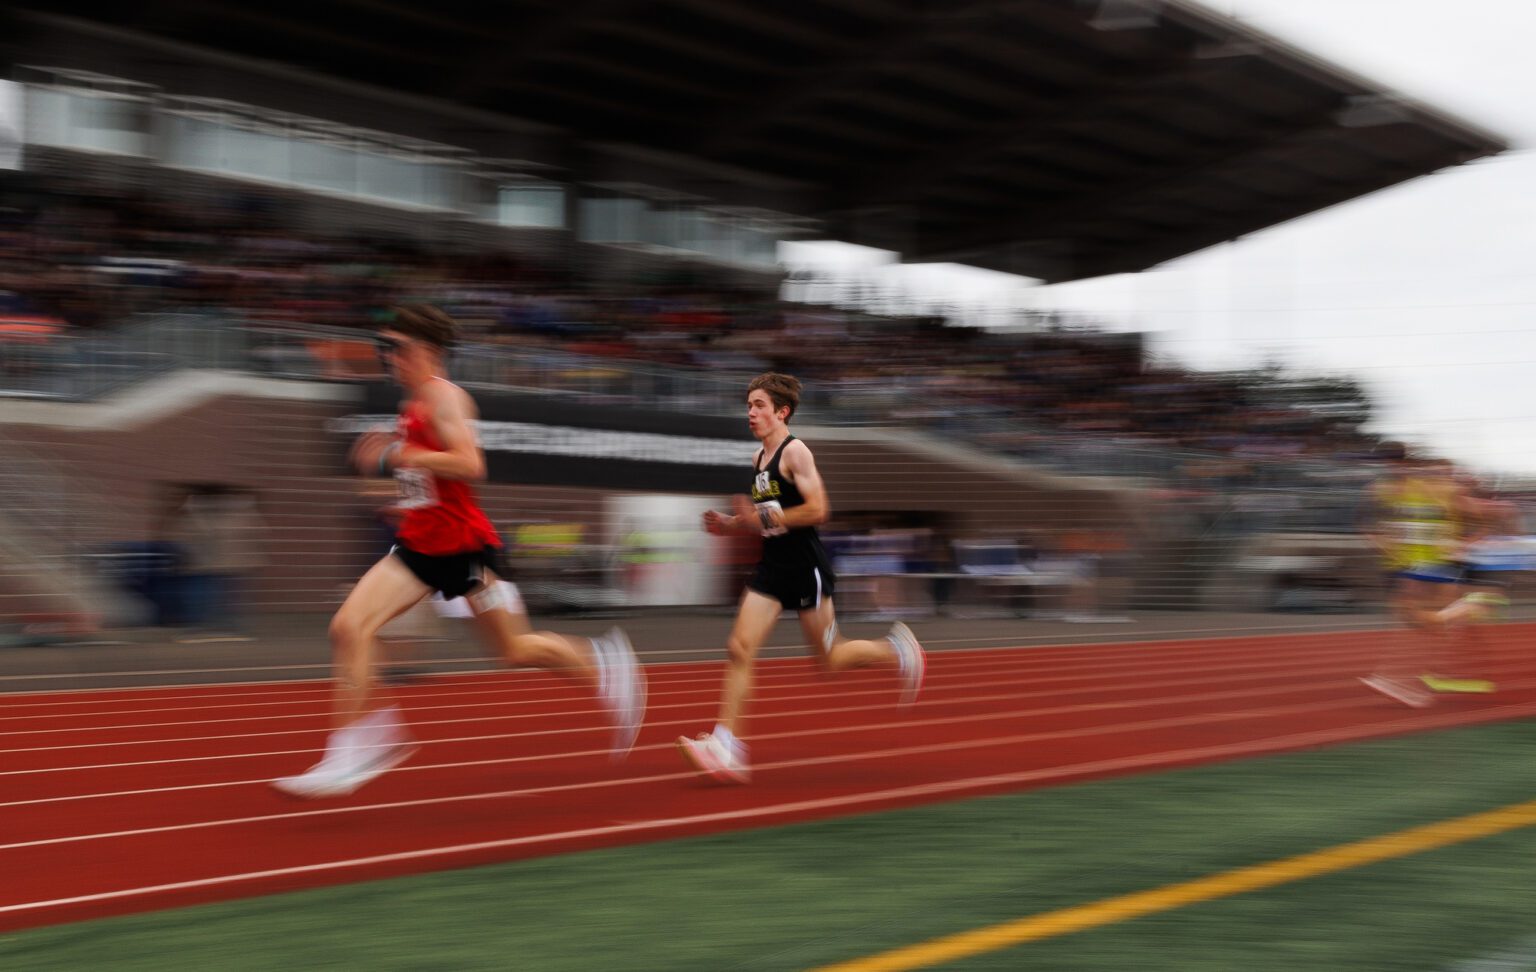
[392,395,501,556]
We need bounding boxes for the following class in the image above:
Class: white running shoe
[270,750,350,800]
[1359,674,1433,709]
[676,732,750,784]
[888,621,927,706]
[271,722,418,799]
[599,627,646,761]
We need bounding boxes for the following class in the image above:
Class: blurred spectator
[2,173,1390,490]
[160,484,264,642]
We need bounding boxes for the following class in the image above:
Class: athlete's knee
[726,634,758,667]
[328,610,365,649]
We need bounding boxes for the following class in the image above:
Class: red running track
[2,624,1534,932]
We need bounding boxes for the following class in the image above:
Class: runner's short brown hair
[389,304,458,349]
[748,372,801,420]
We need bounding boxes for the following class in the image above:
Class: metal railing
[0,311,249,400]
[0,311,1373,533]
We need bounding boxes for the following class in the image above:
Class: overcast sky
[784,0,1536,476]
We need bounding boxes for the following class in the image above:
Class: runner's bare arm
[399,381,486,482]
[704,446,776,535]
[775,440,829,528]
[711,443,830,535]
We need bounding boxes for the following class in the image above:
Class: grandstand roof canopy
[15,0,1508,282]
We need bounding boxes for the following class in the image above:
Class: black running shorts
[392,544,504,599]
[746,560,836,612]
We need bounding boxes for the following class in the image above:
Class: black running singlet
[752,435,828,567]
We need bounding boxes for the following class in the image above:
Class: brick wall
[0,385,1141,616]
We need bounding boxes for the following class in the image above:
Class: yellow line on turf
[812,796,1536,972]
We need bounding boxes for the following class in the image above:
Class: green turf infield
[3,719,1534,972]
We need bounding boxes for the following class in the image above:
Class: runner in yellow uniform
[1418,471,1516,693]
[1361,448,1472,706]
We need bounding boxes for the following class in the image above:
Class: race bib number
[394,467,439,510]
[755,500,787,537]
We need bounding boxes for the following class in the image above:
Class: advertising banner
[335,385,752,492]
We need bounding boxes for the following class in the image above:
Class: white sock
[591,637,612,699]
[365,704,402,729]
[350,706,404,752]
[712,724,746,761]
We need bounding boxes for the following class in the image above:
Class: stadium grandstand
[0,1,1511,630]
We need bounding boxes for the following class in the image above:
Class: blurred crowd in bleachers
[2,175,1384,477]
[6,174,1525,633]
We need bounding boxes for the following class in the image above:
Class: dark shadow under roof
[10,0,1508,282]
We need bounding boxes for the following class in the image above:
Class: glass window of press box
[579,189,787,269]
[19,68,153,158]
[160,97,465,212]
[497,182,566,229]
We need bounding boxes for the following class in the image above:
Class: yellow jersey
[1376,477,1457,570]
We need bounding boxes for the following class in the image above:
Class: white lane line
[9,684,1536,852]
[0,645,1436,757]
[7,650,1536,783]
[0,636,1429,738]
[0,624,1464,729]
[0,671,1389,801]
[0,695,1393,852]
[0,621,1419,697]
[0,668,1370,779]
[5,698,1534,919]
[0,638,1369,722]
[6,637,1532,756]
